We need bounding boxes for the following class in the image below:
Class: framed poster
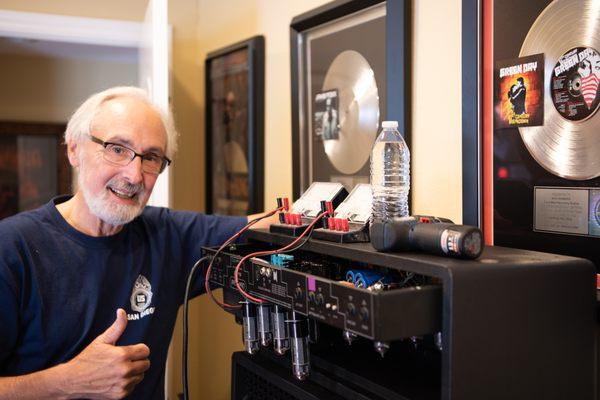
[290,0,410,199]
[205,36,264,216]
[0,121,70,219]
[462,0,600,272]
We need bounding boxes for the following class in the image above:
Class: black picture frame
[461,0,483,228]
[205,35,265,216]
[0,121,71,219]
[290,0,411,200]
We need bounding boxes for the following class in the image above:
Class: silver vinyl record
[519,0,600,180]
[321,50,380,175]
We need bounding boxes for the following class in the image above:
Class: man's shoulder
[139,205,169,220]
[136,206,187,232]
[139,205,191,225]
[137,206,208,229]
[0,206,54,268]
[0,206,50,239]
[139,206,213,222]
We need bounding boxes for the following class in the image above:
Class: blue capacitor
[345,270,355,284]
[352,270,390,288]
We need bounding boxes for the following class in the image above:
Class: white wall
[412,0,462,222]
[0,53,137,122]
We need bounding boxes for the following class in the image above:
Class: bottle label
[440,229,461,255]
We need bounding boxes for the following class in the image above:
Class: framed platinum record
[290,0,410,199]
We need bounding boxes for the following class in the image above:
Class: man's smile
[108,186,138,200]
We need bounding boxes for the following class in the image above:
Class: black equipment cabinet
[232,229,597,400]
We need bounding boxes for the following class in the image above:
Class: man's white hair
[64,86,178,159]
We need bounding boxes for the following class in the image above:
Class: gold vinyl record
[519,0,600,180]
[320,50,380,175]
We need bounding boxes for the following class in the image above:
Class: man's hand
[60,309,150,399]
[248,210,280,230]
[0,309,150,400]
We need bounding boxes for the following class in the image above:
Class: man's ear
[67,140,80,168]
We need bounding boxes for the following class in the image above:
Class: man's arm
[0,365,70,400]
[0,309,150,400]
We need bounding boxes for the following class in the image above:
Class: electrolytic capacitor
[287,311,310,381]
[353,270,389,289]
[257,304,272,347]
[241,301,259,355]
[271,305,290,355]
[345,270,355,283]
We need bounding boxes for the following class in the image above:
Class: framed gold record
[290,0,411,199]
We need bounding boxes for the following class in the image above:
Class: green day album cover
[494,53,544,128]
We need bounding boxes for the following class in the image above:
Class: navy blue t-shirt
[0,196,247,399]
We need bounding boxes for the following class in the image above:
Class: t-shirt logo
[129,275,154,314]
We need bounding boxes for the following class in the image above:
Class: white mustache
[107,179,144,196]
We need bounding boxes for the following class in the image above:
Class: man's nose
[121,155,144,184]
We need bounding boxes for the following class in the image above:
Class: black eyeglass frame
[88,134,172,174]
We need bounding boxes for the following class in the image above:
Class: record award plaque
[491,0,600,270]
[290,0,410,199]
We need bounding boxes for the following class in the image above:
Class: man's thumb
[97,308,127,344]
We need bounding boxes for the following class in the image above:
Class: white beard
[78,159,146,226]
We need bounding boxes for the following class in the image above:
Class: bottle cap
[381,121,398,129]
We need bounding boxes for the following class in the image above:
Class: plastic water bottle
[370,120,410,222]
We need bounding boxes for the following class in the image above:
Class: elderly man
[0,87,272,399]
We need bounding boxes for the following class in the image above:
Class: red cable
[204,207,283,309]
[233,212,328,303]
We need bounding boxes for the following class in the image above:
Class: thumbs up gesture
[61,309,151,399]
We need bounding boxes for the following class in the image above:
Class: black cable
[285,224,315,253]
[182,210,310,397]
[183,255,210,400]
[205,208,283,310]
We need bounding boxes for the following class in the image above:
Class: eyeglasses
[88,134,171,175]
